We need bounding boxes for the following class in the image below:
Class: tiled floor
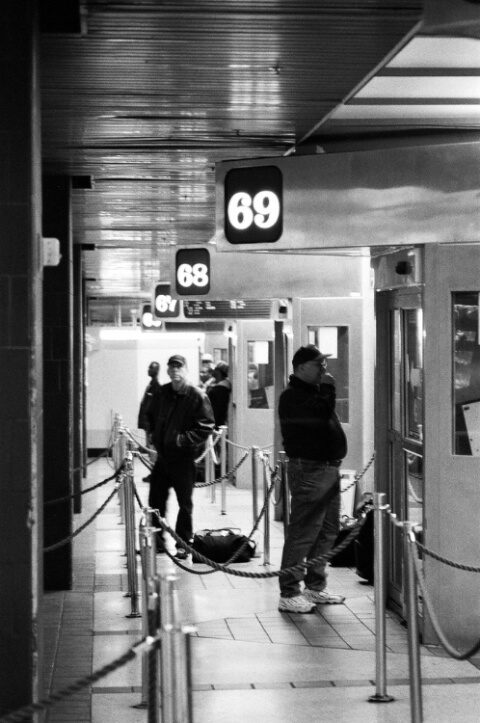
[42,457,480,722]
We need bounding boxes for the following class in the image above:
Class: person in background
[146,354,215,558]
[278,345,348,614]
[137,361,161,482]
[207,361,232,428]
[207,361,232,478]
[199,353,215,391]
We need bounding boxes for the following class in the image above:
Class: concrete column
[73,245,84,513]
[0,5,43,715]
[42,176,74,590]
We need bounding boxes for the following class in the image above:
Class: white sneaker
[278,595,316,614]
[303,588,345,605]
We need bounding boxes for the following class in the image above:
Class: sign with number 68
[175,248,211,295]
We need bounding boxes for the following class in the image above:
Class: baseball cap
[215,360,229,375]
[167,354,187,367]
[292,345,330,368]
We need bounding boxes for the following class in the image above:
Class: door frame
[375,287,424,617]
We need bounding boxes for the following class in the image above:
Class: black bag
[330,521,357,567]
[192,528,256,564]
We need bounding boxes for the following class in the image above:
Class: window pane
[453,292,480,455]
[404,309,423,442]
[248,340,273,408]
[391,310,401,432]
[307,326,349,423]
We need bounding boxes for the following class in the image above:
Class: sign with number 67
[175,248,211,295]
[153,283,180,317]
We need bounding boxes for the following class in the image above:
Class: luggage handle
[196,527,242,537]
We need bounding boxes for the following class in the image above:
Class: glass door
[385,290,424,614]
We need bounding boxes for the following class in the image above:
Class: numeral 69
[227,191,280,231]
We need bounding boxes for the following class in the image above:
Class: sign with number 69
[175,248,211,295]
[225,165,282,244]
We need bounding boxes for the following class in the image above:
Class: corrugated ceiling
[39,0,480,321]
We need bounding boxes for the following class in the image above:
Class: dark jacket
[138,378,161,430]
[147,382,215,461]
[278,374,347,462]
[207,378,232,427]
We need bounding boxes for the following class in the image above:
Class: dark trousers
[280,460,341,597]
[148,455,196,547]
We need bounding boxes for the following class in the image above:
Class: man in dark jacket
[278,345,348,613]
[147,354,215,558]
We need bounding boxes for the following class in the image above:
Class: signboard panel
[183,299,271,319]
[224,165,282,244]
[141,303,163,330]
[214,141,480,252]
[153,283,181,318]
[170,245,365,300]
[175,247,210,295]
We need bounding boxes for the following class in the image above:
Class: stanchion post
[159,574,178,723]
[209,438,216,503]
[137,517,150,709]
[220,425,227,514]
[262,451,271,565]
[404,522,423,723]
[159,573,194,723]
[368,492,395,704]
[149,576,161,723]
[251,445,259,524]
[124,450,141,617]
[118,426,126,524]
[135,511,158,710]
[279,451,289,534]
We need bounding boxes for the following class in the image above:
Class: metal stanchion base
[368,694,395,703]
[126,612,142,618]
[131,703,148,709]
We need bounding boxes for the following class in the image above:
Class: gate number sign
[153,283,180,317]
[225,165,283,244]
[175,248,211,295]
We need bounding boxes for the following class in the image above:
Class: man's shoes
[303,588,345,605]
[174,549,189,560]
[143,474,151,482]
[278,595,316,614]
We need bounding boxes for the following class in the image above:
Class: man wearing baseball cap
[146,354,215,559]
[278,344,348,613]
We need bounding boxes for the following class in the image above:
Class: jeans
[279,458,341,598]
[148,455,196,547]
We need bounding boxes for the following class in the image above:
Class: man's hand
[320,372,335,386]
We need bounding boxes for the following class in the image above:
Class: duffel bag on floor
[192,528,256,564]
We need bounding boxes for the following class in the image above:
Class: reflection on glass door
[404,308,424,528]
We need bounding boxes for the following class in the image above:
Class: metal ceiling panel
[40,0,424,306]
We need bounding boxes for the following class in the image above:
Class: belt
[289,458,342,468]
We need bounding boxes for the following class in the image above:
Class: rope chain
[0,637,159,723]
[44,485,120,553]
[153,505,371,579]
[45,464,124,507]
[194,450,249,488]
[414,539,480,573]
[407,533,480,660]
[155,465,278,575]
